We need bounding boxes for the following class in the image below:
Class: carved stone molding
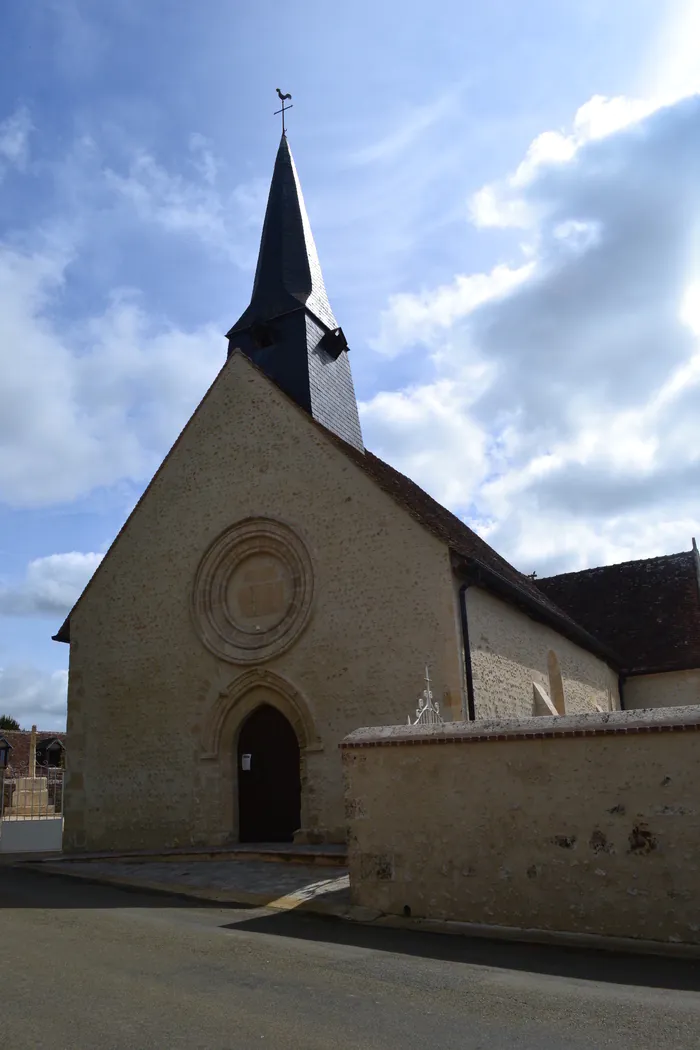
[192,518,314,664]
[200,667,322,759]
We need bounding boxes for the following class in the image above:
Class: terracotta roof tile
[1,730,66,773]
[536,551,700,674]
[336,444,620,665]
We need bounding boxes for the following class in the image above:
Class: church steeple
[227,134,363,452]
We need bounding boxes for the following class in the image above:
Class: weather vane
[275,88,293,134]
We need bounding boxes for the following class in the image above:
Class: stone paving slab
[34,857,354,916]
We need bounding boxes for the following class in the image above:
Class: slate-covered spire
[227,134,363,452]
[229,134,337,334]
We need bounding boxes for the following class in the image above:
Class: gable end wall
[63,353,465,852]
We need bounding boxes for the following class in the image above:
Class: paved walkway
[36,856,353,915]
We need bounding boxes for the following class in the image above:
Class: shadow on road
[0,866,256,910]
[226,909,700,993]
[4,866,700,993]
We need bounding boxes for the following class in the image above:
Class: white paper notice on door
[241,753,252,771]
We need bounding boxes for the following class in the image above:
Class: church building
[54,133,700,853]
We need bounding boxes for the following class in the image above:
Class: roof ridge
[54,350,616,666]
[347,449,618,663]
[362,451,556,584]
[2,729,66,736]
[536,549,700,673]
[538,549,693,581]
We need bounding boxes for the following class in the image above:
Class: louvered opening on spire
[226,133,364,452]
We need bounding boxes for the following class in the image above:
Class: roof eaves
[624,658,700,677]
[536,548,700,675]
[537,549,693,584]
[53,615,70,644]
[454,554,622,669]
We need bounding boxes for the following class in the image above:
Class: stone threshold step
[29,843,348,868]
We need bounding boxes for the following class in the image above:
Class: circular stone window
[192,518,314,664]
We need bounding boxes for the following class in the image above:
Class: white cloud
[360,380,487,508]
[680,278,700,336]
[0,106,32,175]
[372,263,534,357]
[645,0,700,102]
[0,236,223,507]
[104,137,265,262]
[105,149,226,245]
[0,665,67,731]
[0,113,276,510]
[0,552,103,617]
[188,132,219,185]
[368,88,700,574]
[470,94,664,232]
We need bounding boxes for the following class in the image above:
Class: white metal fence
[1,767,64,821]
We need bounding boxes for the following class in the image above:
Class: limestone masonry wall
[466,587,619,718]
[342,706,700,946]
[624,669,700,709]
[63,353,465,853]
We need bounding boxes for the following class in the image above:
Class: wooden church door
[237,705,301,843]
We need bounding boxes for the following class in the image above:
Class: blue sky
[1,0,699,728]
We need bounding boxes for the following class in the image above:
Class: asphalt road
[1,867,700,1050]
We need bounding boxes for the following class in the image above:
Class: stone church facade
[55,133,700,854]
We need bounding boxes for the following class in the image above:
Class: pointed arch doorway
[237,704,301,843]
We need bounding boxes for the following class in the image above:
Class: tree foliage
[0,715,21,731]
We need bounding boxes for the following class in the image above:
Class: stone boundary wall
[340,705,700,748]
[341,706,700,946]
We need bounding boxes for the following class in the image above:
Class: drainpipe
[458,582,477,721]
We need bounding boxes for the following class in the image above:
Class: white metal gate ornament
[408,666,444,726]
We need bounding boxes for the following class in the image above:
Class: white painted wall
[0,818,63,853]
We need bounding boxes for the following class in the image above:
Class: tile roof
[1,730,67,773]
[52,353,619,667]
[337,443,621,665]
[536,550,700,674]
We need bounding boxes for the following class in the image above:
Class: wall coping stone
[340,704,700,748]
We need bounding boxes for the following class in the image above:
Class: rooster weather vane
[275,88,293,134]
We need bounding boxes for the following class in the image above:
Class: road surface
[1,866,699,1049]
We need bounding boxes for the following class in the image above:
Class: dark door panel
[238,704,301,843]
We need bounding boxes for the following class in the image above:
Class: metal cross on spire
[275,88,293,135]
